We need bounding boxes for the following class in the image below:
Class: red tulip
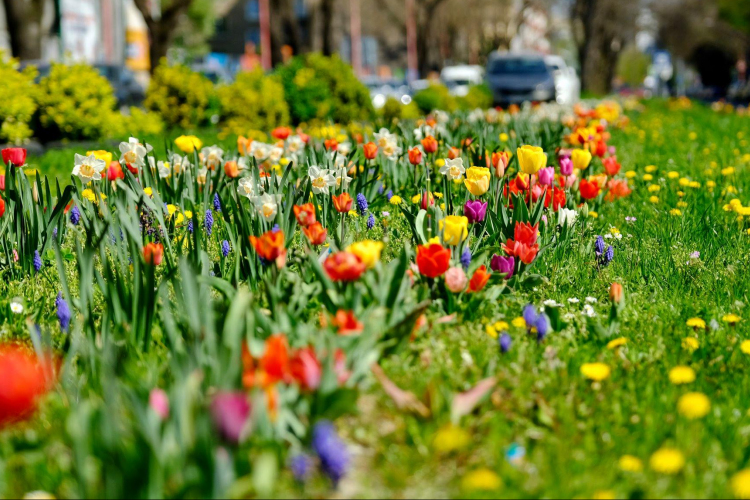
[1,148,26,167]
[416,243,451,278]
[271,127,291,140]
[363,142,378,160]
[324,251,366,282]
[408,147,423,165]
[0,344,54,426]
[289,347,322,391]
[467,265,491,293]
[579,179,600,200]
[0,197,5,218]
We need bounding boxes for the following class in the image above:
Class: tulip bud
[609,282,623,304]
[408,147,423,165]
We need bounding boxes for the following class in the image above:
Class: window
[245,0,259,21]
[245,28,260,45]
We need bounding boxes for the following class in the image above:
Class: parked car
[544,55,580,105]
[485,53,556,106]
[440,65,484,97]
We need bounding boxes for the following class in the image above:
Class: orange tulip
[302,222,327,246]
[224,160,239,178]
[610,282,623,303]
[293,203,316,227]
[468,265,491,292]
[447,147,460,160]
[363,142,378,160]
[0,344,55,426]
[332,309,364,335]
[421,135,438,154]
[249,229,286,263]
[143,242,164,266]
[238,136,252,156]
[332,193,353,213]
[324,138,338,151]
[271,127,291,140]
[408,147,423,165]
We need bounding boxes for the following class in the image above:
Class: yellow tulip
[516,145,546,174]
[571,148,592,171]
[439,215,469,245]
[346,240,384,269]
[463,166,490,196]
[175,135,203,154]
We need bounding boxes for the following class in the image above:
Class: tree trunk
[2,0,44,60]
[133,0,196,72]
[320,0,334,55]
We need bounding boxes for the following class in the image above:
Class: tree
[571,0,638,94]
[1,0,45,60]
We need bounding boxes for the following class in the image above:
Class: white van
[440,65,485,97]
[544,55,581,105]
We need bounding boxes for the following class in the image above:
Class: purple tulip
[463,200,487,224]
[490,254,514,280]
[538,167,555,187]
[559,157,573,176]
[211,392,251,444]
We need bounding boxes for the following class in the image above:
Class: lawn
[2,98,750,499]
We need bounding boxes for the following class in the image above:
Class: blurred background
[1,0,750,109]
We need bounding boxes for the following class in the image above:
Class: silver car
[486,53,556,106]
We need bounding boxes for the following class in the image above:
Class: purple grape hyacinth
[56,292,71,333]
[312,420,349,485]
[204,209,214,237]
[70,205,81,225]
[33,250,42,272]
[356,193,368,215]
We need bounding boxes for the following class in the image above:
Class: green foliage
[35,63,119,141]
[144,60,216,129]
[217,68,289,136]
[457,84,493,110]
[120,107,166,138]
[380,97,404,123]
[413,83,457,114]
[616,45,651,88]
[277,53,373,124]
[0,53,37,144]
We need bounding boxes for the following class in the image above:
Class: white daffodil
[308,165,336,194]
[119,137,150,167]
[381,142,402,161]
[170,154,189,175]
[558,208,578,227]
[202,146,224,170]
[237,176,256,199]
[250,142,271,161]
[374,128,398,148]
[268,146,284,164]
[237,157,249,171]
[337,142,352,157]
[196,166,208,185]
[439,158,465,180]
[73,153,105,183]
[252,193,280,221]
[157,161,172,179]
[286,135,306,154]
[333,167,352,189]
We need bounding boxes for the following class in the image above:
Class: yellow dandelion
[649,448,685,475]
[625,170,637,179]
[581,362,611,381]
[648,184,661,192]
[411,194,421,204]
[686,317,706,329]
[607,337,627,350]
[485,324,498,339]
[592,491,616,500]
[643,174,654,181]
[667,171,680,179]
[499,133,509,142]
[682,337,699,352]
[81,189,96,202]
[678,392,710,419]
[511,317,526,329]
[740,340,750,355]
[494,321,509,331]
[433,424,470,453]
[649,196,659,204]
[669,366,696,385]
[619,455,643,472]
[731,469,750,499]
[723,314,741,325]
[670,209,682,216]
[389,195,402,205]
[461,468,501,492]
[645,165,658,173]
[589,211,599,218]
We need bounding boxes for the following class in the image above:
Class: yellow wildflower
[669,366,696,385]
[619,455,643,472]
[649,448,685,475]
[677,392,710,419]
[461,469,501,492]
[686,317,706,329]
[581,363,611,381]
[606,337,627,350]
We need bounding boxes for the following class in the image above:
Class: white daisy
[73,153,105,183]
[585,296,598,304]
[568,297,580,304]
[582,304,596,317]
[439,158,465,180]
[10,300,23,314]
[308,165,336,194]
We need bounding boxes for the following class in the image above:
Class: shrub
[36,62,119,141]
[413,83,457,114]
[458,84,493,110]
[277,53,373,124]
[145,60,215,129]
[217,68,289,136]
[381,97,404,123]
[0,54,37,144]
[120,107,166,138]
